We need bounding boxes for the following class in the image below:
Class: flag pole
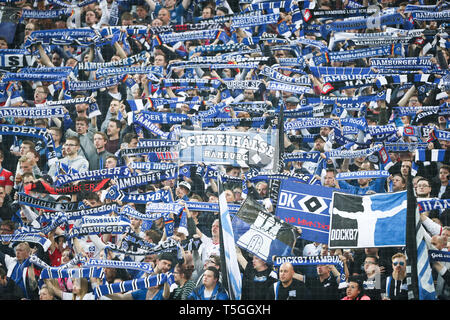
[405,170,419,300]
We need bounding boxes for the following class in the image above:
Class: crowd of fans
[0,0,449,301]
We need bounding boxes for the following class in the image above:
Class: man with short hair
[416,178,432,198]
[188,267,229,300]
[304,263,340,300]
[47,136,89,177]
[0,242,39,300]
[15,155,41,190]
[145,0,192,24]
[106,252,176,300]
[104,155,118,169]
[267,262,308,300]
[105,119,122,154]
[323,168,338,188]
[240,252,278,300]
[388,173,406,192]
[383,253,408,300]
[362,255,385,300]
[65,116,97,161]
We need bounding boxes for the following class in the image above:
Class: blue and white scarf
[21,8,73,19]
[0,233,51,251]
[83,258,154,274]
[64,203,119,221]
[259,65,311,86]
[138,111,190,124]
[320,13,405,37]
[129,162,178,171]
[55,166,132,186]
[39,267,104,280]
[114,168,177,190]
[0,49,37,69]
[324,145,382,159]
[65,75,125,92]
[47,0,98,8]
[267,81,313,94]
[282,151,322,163]
[105,185,172,204]
[370,57,434,69]
[75,52,148,72]
[411,10,450,21]
[120,204,161,221]
[383,141,428,152]
[0,105,65,118]
[18,192,80,211]
[69,223,131,239]
[313,43,403,65]
[128,112,171,139]
[336,170,390,180]
[184,201,241,213]
[96,66,163,78]
[25,29,106,48]
[94,273,174,298]
[417,198,450,213]
[0,124,57,165]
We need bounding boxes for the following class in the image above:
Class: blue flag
[329,191,407,248]
[276,179,341,244]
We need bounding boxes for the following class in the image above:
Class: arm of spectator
[236,246,248,270]
[89,234,107,251]
[293,272,305,282]
[71,237,88,258]
[420,213,443,236]
[377,100,389,125]
[397,85,416,107]
[113,39,128,59]
[36,44,55,67]
[44,279,64,299]
[144,0,157,12]
[432,261,450,287]
[340,158,350,172]
[181,0,192,9]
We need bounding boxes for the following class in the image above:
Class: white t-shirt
[199,234,220,265]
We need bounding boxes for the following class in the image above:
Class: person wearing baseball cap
[176,181,191,201]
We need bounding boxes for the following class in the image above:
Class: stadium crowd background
[0,0,449,301]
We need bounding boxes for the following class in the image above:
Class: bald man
[267,262,309,300]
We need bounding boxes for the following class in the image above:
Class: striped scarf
[40,267,104,279]
[105,185,172,204]
[94,273,174,298]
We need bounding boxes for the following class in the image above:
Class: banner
[329,191,407,249]
[178,130,279,169]
[232,197,297,263]
[276,179,339,244]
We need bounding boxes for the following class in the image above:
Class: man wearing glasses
[416,178,442,221]
[47,136,89,177]
[383,253,408,300]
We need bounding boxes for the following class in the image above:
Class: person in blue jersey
[188,266,229,300]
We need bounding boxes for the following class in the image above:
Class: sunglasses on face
[393,261,405,266]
